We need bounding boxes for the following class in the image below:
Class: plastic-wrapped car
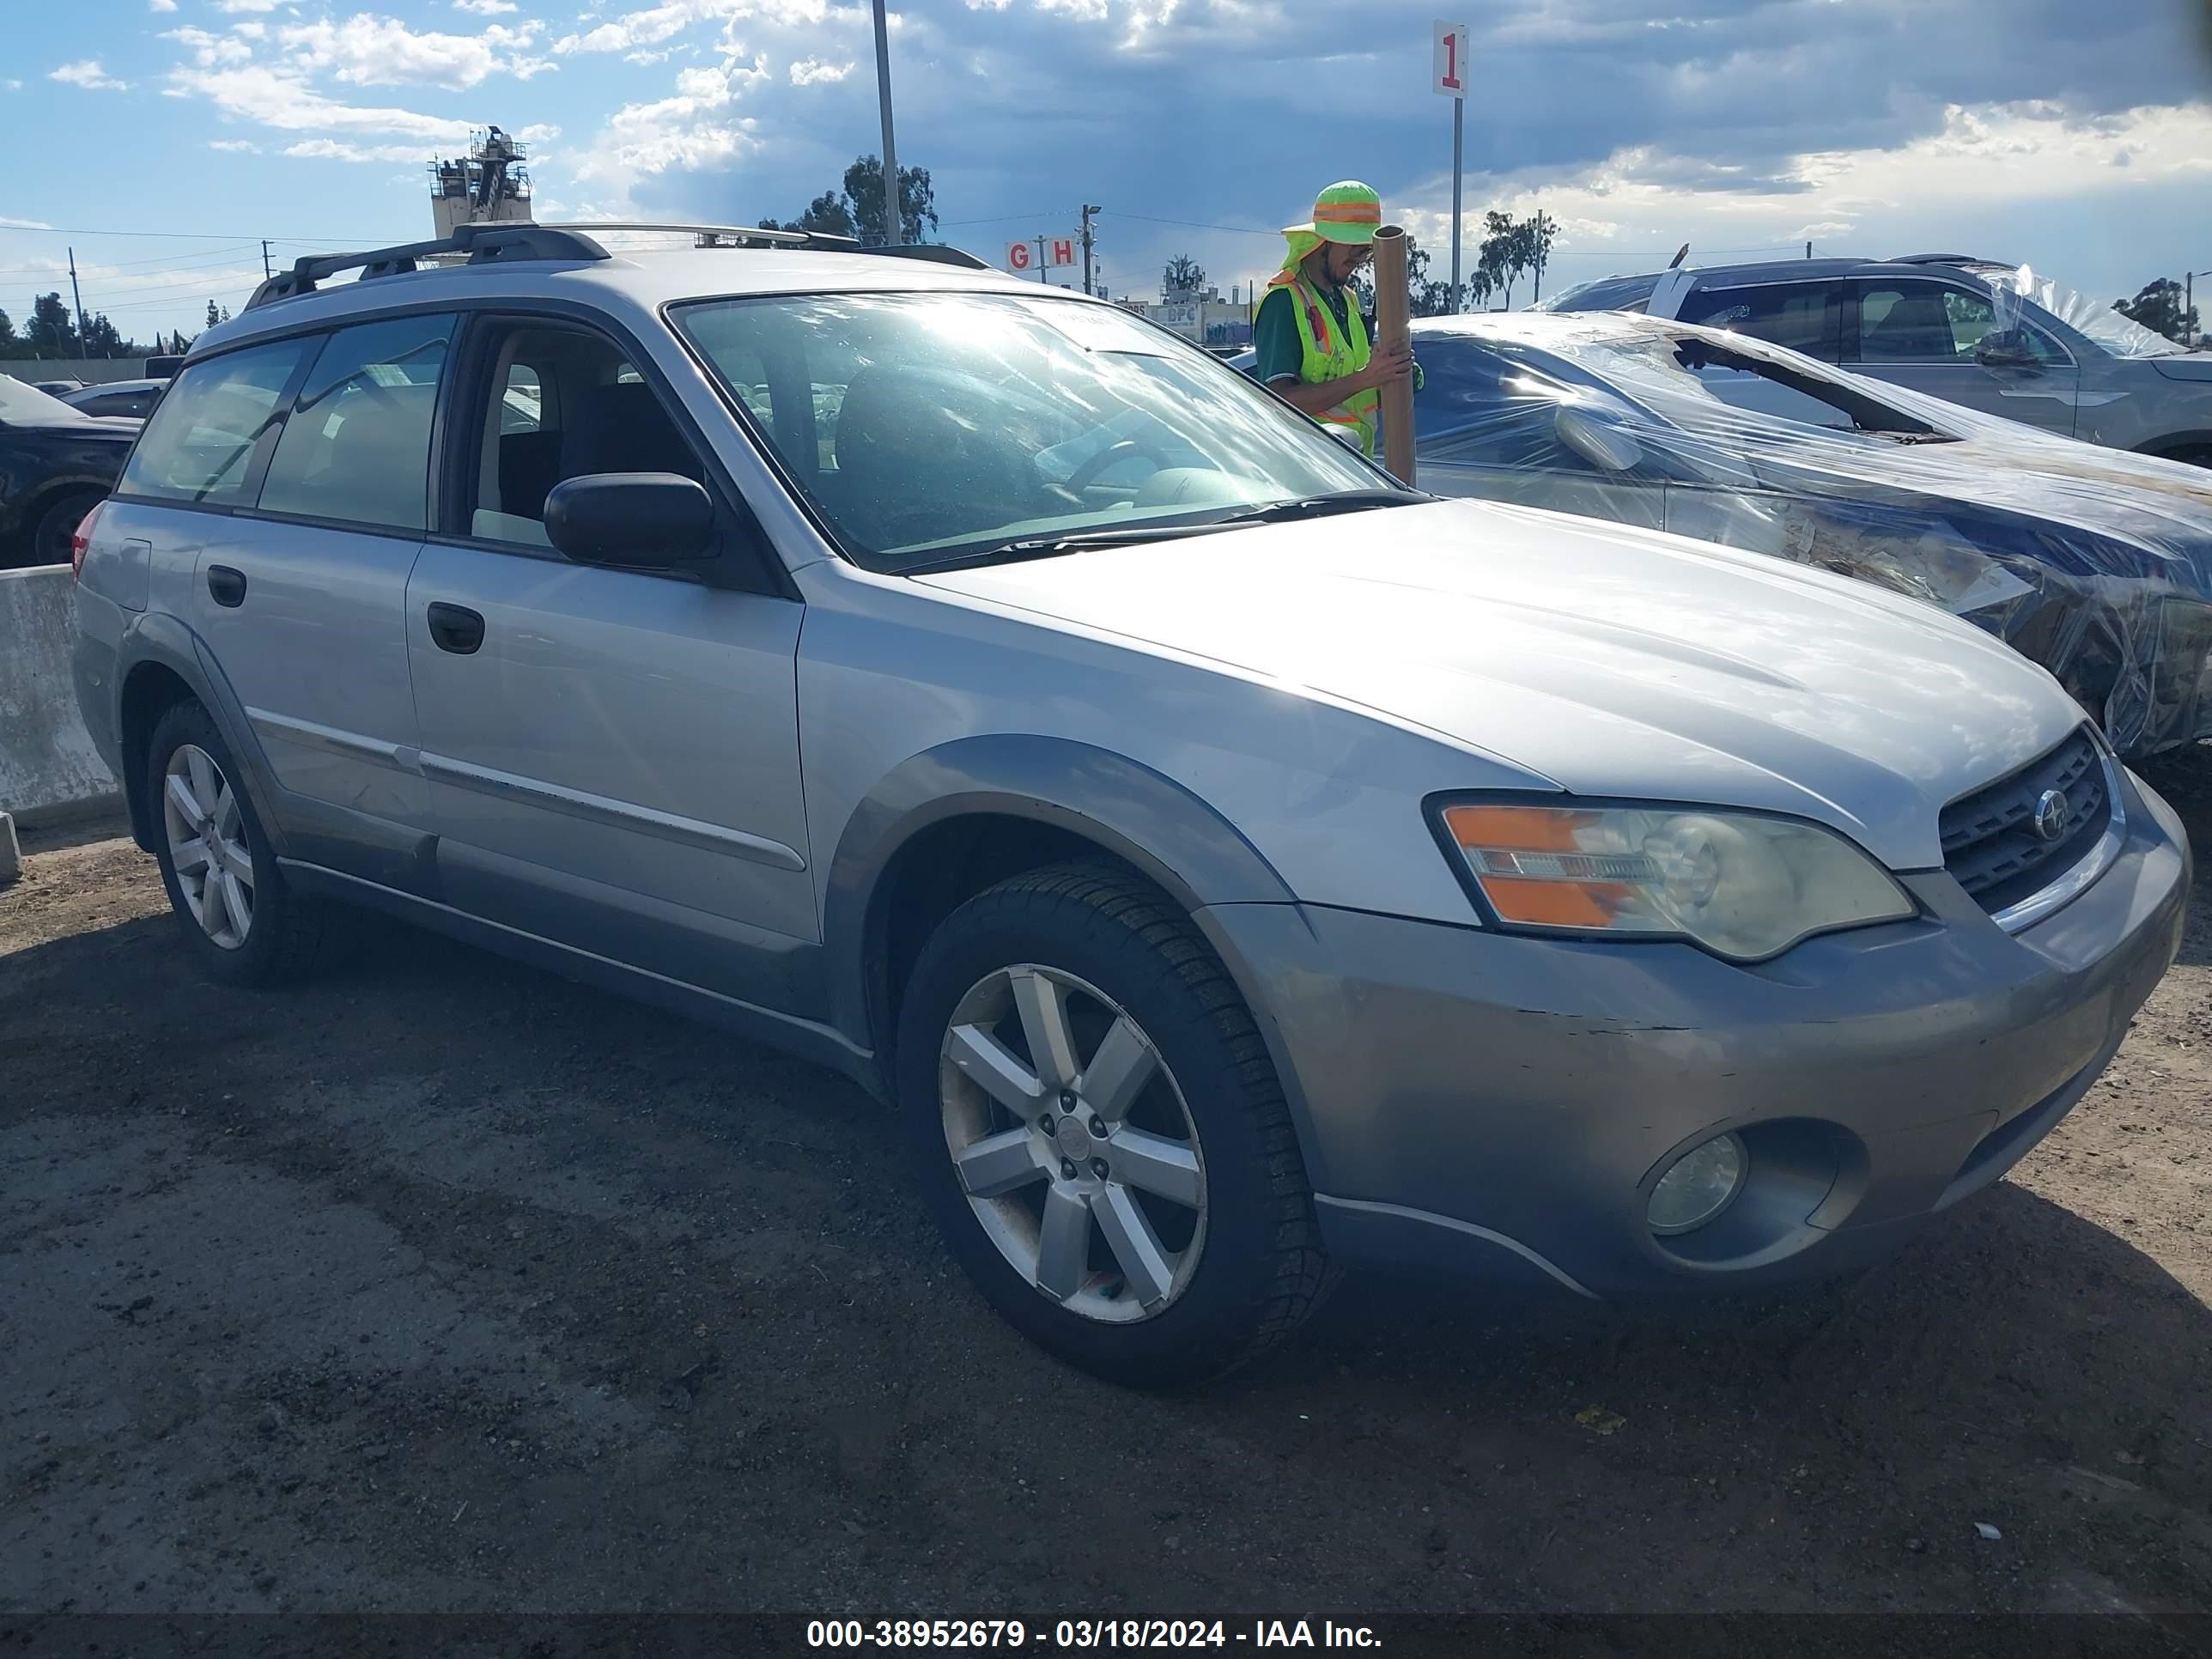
[1238,312,2212,758]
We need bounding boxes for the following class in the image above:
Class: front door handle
[205,564,246,607]
[426,602,485,655]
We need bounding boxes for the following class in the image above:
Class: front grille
[1939,729,2112,915]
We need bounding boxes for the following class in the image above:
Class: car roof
[68,379,164,395]
[1547,254,2012,300]
[191,240,1059,359]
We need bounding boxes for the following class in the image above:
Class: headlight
[1437,801,1914,962]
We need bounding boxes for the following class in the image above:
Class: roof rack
[540,221,993,270]
[1886,252,1998,266]
[240,218,997,314]
[243,222,611,312]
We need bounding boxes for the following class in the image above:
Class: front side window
[465,325,710,550]
[255,313,456,532]
[118,341,308,506]
[1680,283,1838,361]
[672,292,1382,572]
[1853,283,2060,366]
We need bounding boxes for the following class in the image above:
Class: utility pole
[1080,204,1100,296]
[1806,240,1813,259]
[1450,94,1463,313]
[263,240,273,280]
[2188,270,2210,348]
[67,246,88,356]
[1033,234,1049,284]
[869,0,902,246]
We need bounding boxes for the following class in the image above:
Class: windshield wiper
[898,489,1429,576]
[899,520,1249,574]
[1206,486,1431,526]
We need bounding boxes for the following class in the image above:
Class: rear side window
[256,313,457,532]
[1680,283,1838,361]
[118,341,308,507]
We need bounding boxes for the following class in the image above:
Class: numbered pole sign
[1432,19,1468,97]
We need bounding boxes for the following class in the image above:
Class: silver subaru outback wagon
[72,223,2191,1386]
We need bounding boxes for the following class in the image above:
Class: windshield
[1969,263,2190,361]
[1487,325,1948,444]
[0,374,93,424]
[672,291,1387,571]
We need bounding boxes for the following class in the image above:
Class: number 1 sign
[1432,19,1468,98]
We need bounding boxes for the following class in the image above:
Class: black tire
[22,488,101,571]
[895,864,1331,1388]
[146,700,340,987]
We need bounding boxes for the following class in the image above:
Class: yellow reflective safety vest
[1267,272,1377,456]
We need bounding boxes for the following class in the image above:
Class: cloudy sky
[3,0,2210,345]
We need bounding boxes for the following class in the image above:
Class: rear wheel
[147,701,339,986]
[896,865,1331,1388]
[23,488,100,571]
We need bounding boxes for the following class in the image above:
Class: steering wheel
[1063,438,1173,494]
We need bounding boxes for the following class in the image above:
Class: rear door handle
[205,564,246,607]
[426,602,485,655]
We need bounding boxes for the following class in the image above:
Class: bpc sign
[1006,236,1077,275]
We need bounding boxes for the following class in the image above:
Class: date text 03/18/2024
[805,1620,1382,1648]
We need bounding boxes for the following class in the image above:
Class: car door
[403,314,817,1013]
[129,318,451,884]
[1410,336,1667,530]
[1845,277,2079,434]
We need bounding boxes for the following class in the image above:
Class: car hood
[919,500,2088,872]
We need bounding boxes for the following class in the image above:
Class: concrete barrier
[1,564,120,825]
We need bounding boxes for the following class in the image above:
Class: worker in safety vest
[1251,180,1415,457]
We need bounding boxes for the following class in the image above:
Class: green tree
[1477,210,1528,310]
[0,307,16,358]
[82,314,125,357]
[206,300,222,330]
[2114,278,2199,343]
[1162,253,1206,297]
[1517,210,1557,303]
[842,154,937,246]
[27,292,78,356]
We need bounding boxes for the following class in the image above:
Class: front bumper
[1200,770,2192,1299]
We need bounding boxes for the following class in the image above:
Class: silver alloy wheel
[939,964,1207,1323]
[161,744,254,950]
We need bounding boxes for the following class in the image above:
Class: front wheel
[896,866,1331,1388]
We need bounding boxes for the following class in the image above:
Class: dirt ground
[2,760,2208,1630]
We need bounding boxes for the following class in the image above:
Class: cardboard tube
[1370,222,1415,486]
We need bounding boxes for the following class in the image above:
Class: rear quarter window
[117,341,309,507]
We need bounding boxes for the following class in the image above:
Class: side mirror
[544,472,714,568]
[1974,331,2039,369]
[1553,405,1645,473]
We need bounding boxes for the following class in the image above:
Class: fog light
[1648,1133,1747,1235]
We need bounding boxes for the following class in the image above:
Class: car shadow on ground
[4,891,2209,1615]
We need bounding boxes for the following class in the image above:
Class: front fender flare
[822,734,1297,1054]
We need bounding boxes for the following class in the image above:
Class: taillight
[70,499,106,582]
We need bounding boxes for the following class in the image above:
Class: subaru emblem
[2032,788,2069,842]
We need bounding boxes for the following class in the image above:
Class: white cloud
[208,138,262,152]
[233,21,267,39]
[276,16,548,90]
[167,64,473,141]
[516,122,562,141]
[51,59,132,91]
[165,27,255,69]
[149,0,179,11]
[216,0,282,11]
[283,138,441,162]
[454,0,520,11]
[788,57,851,84]
[0,216,55,229]
[571,46,769,185]
[2,80,21,93]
